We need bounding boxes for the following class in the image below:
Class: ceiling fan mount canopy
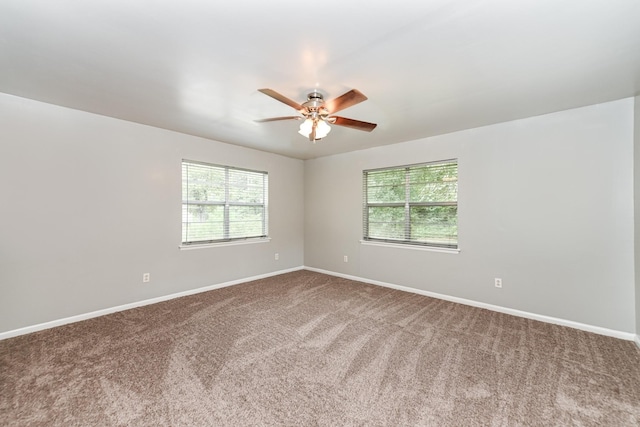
[255,88,377,142]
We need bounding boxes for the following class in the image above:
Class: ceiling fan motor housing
[303,92,326,113]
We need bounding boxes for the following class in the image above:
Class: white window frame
[181,160,268,246]
[363,159,458,249]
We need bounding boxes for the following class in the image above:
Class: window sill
[360,240,460,254]
[179,237,271,250]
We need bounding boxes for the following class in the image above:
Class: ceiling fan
[255,88,377,142]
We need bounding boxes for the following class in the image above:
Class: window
[182,160,268,245]
[363,159,458,249]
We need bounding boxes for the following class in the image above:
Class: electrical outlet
[275,253,279,260]
[344,255,348,263]
[494,278,502,288]
[143,273,150,283]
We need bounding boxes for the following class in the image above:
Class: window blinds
[182,160,268,245]
[363,160,458,248]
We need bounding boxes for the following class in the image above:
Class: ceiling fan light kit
[298,117,331,141]
[256,88,377,143]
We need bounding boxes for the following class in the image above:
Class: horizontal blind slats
[363,160,457,248]
[182,160,268,244]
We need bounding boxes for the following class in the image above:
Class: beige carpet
[1,270,640,426]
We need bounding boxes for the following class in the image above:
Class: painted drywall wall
[305,98,635,333]
[0,93,304,334]
[635,95,640,336]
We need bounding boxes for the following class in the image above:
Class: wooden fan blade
[254,116,301,123]
[330,116,377,132]
[258,89,304,111]
[325,89,367,114]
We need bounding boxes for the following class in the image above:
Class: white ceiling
[1,1,639,160]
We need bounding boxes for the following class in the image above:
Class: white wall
[0,93,304,334]
[1,93,636,336]
[635,95,640,337]
[305,98,635,333]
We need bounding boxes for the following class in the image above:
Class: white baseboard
[3,266,636,344]
[304,266,637,342]
[0,266,305,341]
